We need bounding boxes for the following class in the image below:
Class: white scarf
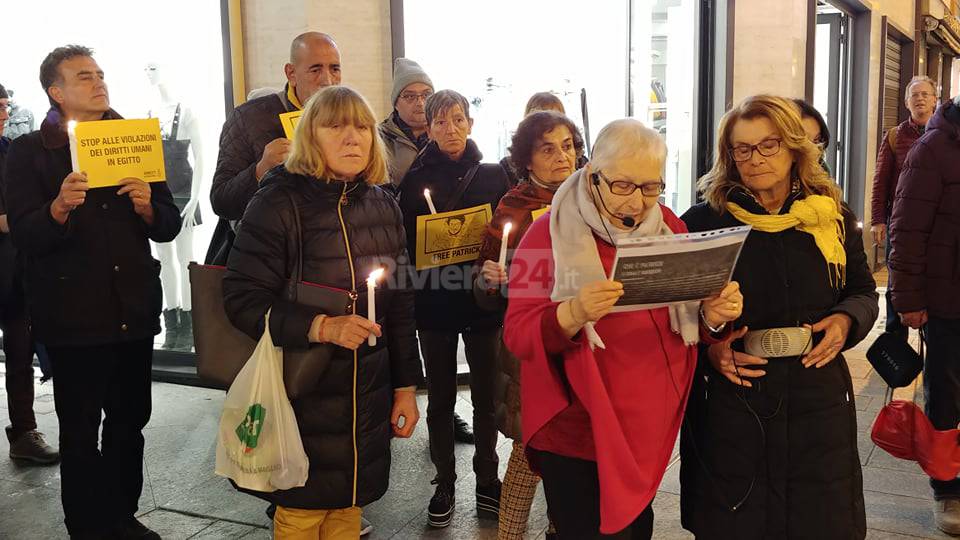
[548,168,701,349]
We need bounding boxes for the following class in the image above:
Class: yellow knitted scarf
[726,194,846,288]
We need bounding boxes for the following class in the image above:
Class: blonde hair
[285,86,388,185]
[698,94,841,212]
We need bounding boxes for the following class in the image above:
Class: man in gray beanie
[380,58,434,188]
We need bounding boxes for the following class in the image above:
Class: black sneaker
[453,413,474,444]
[428,480,455,528]
[476,479,501,520]
[111,518,160,540]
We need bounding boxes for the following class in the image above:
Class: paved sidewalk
[0,290,948,538]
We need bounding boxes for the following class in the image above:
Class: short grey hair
[905,75,938,99]
[425,89,471,126]
[590,118,667,172]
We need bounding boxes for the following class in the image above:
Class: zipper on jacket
[335,183,360,506]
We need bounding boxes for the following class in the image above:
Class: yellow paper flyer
[531,206,550,221]
[279,110,303,139]
[74,118,166,188]
[415,204,493,270]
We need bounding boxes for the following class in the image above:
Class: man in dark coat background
[889,95,960,535]
[4,45,182,539]
[205,31,341,265]
[0,82,60,466]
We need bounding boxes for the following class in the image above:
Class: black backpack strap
[441,164,481,213]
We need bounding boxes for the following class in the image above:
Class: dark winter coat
[397,139,510,332]
[888,99,960,319]
[473,180,555,440]
[4,109,181,347]
[205,88,296,264]
[223,167,421,509]
[679,188,877,540]
[870,118,924,226]
[0,135,19,316]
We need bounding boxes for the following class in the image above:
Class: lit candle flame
[367,268,385,285]
[503,222,512,236]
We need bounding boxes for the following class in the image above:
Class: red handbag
[871,394,960,481]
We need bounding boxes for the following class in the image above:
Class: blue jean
[885,223,908,338]
[923,316,960,499]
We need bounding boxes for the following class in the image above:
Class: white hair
[590,118,667,171]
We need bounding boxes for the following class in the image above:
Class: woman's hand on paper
[572,280,624,324]
[707,326,767,387]
[701,281,743,328]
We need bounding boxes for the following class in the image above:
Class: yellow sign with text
[531,206,550,222]
[279,110,303,139]
[75,119,166,188]
[415,204,493,270]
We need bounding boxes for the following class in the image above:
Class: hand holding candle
[67,120,80,173]
[423,189,438,215]
[498,222,513,269]
[367,268,385,346]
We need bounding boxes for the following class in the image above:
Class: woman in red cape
[504,119,742,538]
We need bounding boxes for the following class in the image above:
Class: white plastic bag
[215,310,309,491]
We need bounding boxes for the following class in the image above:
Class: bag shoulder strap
[282,189,304,299]
[441,163,482,213]
[170,103,182,140]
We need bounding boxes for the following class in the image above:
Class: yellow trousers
[273,505,362,539]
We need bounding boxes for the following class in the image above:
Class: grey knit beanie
[391,58,433,106]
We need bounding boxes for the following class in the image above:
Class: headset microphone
[591,172,637,228]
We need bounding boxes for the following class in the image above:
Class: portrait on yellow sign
[415,204,493,270]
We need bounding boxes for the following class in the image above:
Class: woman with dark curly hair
[474,110,583,539]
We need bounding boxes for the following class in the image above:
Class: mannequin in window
[145,62,204,350]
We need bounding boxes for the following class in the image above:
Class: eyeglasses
[910,91,934,100]
[596,170,665,196]
[729,138,782,162]
[399,91,433,104]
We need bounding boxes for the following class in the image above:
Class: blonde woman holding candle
[222,86,421,539]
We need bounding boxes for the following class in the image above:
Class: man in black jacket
[0,82,60,466]
[4,45,181,540]
[205,31,341,264]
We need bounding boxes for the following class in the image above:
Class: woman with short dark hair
[474,110,583,539]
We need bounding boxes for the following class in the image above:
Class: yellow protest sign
[531,206,550,222]
[415,204,493,270]
[74,119,165,188]
[279,110,303,139]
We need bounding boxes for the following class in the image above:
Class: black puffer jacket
[397,140,510,332]
[5,109,181,346]
[205,88,296,264]
[223,168,421,509]
[679,189,876,540]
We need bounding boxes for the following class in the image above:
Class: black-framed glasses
[729,138,782,162]
[596,170,665,196]
[399,91,433,103]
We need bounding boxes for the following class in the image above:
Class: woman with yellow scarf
[678,95,878,539]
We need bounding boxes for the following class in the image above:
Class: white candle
[498,222,513,269]
[424,189,437,215]
[367,268,384,346]
[66,120,80,173]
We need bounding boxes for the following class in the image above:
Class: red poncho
[504,208,698,534]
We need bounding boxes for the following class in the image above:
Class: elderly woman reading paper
[503,119,743,539]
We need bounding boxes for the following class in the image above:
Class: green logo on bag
[235,404,266,453]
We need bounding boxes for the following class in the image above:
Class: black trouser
[532,449,654,539]
[923,316,960,499]
[420,327,499,486]
[1,301,37,441]
[47,339,153,535]
[884,222,907,338]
